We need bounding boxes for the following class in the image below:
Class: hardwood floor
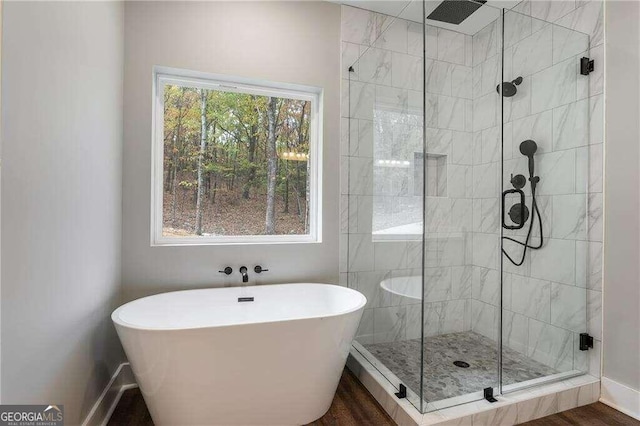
[108,373,639,426]
[107,369,395,426]
[306,369,395,426]
[107,385,154,426]
[523,402,640,426]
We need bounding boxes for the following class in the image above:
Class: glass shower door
[419,0,505,412]
[344,1,595,415]
[500,9,592,394]
[343,0,427,411]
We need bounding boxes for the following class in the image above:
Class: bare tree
[242,124,257,199]
[304,153,310,233]
[265,97,278,234]
[195,89,207,235]
[301,102,311,233]
[170,87,187,224]
[241,100,260,199]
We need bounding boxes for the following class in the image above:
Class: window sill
[151,235,321,247]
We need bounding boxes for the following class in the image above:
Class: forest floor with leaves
[163,190,307,237]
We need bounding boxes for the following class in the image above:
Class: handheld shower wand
[502,140,544,266]
[519,139,537,180]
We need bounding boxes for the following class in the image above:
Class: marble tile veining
[473,21,497,66]
[341,6,391,47]
[555,0,604,47]
[512,24,553,78]
[531,56,577,114]
[437,28,466,65]
[530,0,576,24]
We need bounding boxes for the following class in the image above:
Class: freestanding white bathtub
[112,283,366,426]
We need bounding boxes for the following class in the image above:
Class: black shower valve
[508,203,530,226]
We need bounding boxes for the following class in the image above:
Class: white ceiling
[330,0,522,35]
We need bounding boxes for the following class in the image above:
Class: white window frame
[151,66,323,246]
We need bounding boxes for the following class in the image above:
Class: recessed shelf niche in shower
[414,152,447,197]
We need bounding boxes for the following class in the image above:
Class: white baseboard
[600,376,640,420]
[82,363,138,426]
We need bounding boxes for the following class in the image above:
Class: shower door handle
[502,188,526,230]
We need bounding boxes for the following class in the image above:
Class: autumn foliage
[162,84,311,237]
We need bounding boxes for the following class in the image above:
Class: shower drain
[453,361,470,368]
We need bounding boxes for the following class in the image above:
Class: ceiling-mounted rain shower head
[497,76,524,98]
[427,0,487,25]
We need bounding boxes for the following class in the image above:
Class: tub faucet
[239,266,249,283]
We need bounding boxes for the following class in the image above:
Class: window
[152,68,322,245]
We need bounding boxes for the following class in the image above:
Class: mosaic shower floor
[363,331,557,402]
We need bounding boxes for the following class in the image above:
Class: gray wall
[1,2,125,424]
[122,1,341,300]
[0,0,3,401]
[603,0,640,393]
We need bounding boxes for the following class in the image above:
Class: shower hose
[502,179,544,267]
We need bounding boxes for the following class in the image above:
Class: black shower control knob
[511,174,527,189]
[219,267,233,275]
[254,265,269,274]
[508,203,529,226]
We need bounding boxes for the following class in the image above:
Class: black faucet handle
[219,267,233,275]
[254,265,269,274]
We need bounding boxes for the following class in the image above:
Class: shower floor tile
[363,331,557,402]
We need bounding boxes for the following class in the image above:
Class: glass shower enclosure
[343,0,594,413]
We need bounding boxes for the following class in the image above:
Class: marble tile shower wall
[469,0,604,379]
[340,5,475,345]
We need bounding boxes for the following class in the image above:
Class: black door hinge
[580,333,594,351]
[484,387,497,403]
[580,57,595,75]
[395,384,407,399]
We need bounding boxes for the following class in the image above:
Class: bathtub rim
[380,275,422,301]
[112,282,367,332]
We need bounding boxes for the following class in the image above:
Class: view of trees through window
[162,83,312,237]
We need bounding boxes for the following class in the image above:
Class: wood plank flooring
[306,369,395,426]
[107,369,395,426]
[108,373,639,426]
[523,402,640,426]
[107,385,154,426]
